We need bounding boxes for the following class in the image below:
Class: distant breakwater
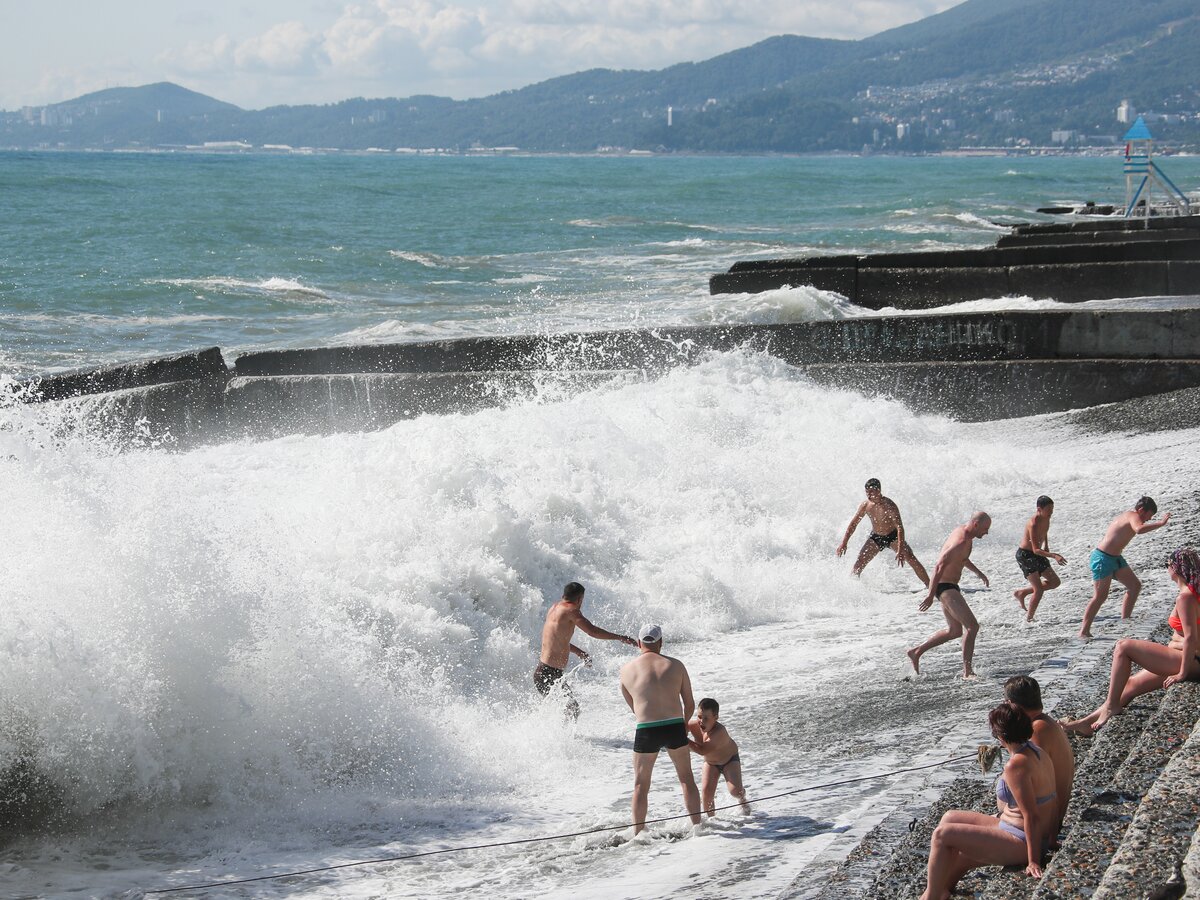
[710,215,1200,306]
[11,307,1200,447]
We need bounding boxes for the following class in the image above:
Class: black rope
[143,750,978,895]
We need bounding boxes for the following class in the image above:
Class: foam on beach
[0,354,1191,897]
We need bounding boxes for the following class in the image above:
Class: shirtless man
[837,478,930,587]
[1013,495,1067,622]
[619,625,702,834]
[1004,675,1073,842]
[908,512,991,679]
[687,697,750,817]
[1079,497,1170,639]
[534,581,636,718]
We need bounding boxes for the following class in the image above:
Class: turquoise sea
[5,151,1193,374]
[1,151,1198,899]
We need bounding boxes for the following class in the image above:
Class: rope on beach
[142,750,979,895]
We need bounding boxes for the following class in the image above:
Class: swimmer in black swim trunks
[837,478,930,587]
[910,512,991,679]
[1013,496,1066,622]
[687,697,750,816]
[619,625,702,833]
[535,582,637,720]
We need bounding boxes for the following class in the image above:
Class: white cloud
[147,0,959,107]
[234,21,324,74]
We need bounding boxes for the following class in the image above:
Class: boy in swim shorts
[1013,496,1066,622]
[1079,497,1170,639]
[687,697,751,817]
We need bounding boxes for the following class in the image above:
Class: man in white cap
[618,624,702,833]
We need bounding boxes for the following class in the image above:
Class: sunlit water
[0,152,1197,898]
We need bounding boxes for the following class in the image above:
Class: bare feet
[1013,589,1029,611]
[907,647,921,674]
[1091,705,1119,733]
[962,669,977,680]
[1078,630,1093,640]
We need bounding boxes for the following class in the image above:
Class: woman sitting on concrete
[1063,546,1200,734]
[921,704,1056,899]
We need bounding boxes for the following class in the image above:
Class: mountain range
[3,0,1198,153]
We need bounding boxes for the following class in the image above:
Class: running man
[1079,496,1170,639]
[908,512,991,679]
[619,624,702,834]
[535,581,637,718]
[687,697,750,817]
[836,478,929,587]
[1013,495,1066,622]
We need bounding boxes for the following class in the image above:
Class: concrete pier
[14,306,1200,444]
[709,215,1200,306]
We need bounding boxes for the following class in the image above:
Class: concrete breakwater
[709,214,1200,307]
[11,306,1200,445]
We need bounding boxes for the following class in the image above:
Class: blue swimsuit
[996,741,1056,845]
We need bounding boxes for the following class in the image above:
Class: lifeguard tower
[1123,115,1191,217]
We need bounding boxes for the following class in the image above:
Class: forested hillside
[4,0,1197,152]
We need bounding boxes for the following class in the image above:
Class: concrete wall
[222,371,627,441]
[710,214,1200,304]
[15,308,1200,445]
[802,359,1200,421]
[711,260,1197,304]
[26,348,228,401]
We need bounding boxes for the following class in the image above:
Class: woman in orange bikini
[1064,547,1200,734]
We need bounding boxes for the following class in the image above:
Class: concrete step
[829,622,1197,899]
[1027,667,1200,898]
[1091,689,1200,899]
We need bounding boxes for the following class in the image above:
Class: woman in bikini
[921,704,1056,900]
[1063,546,1200,734]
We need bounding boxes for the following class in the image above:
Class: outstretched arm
[1135,512,1171,534]
[577,616,637,646]
[837,503,867,556]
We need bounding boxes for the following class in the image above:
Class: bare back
[1031,716,1073,827]
[539,601,581,668]
[620,653,692,723]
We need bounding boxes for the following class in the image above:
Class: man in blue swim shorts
[1080,496,1171,638]
[619,624,702,834]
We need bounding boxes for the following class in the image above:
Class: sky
[1,1,960,111]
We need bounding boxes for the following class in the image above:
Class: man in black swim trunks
[535,582,637,719]
[619,624,702,833]
[836,478,929,587]
[909,512,991,679]
[1013,496,1066,622]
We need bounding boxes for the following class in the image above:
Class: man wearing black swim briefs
[837,478,929,587]
[619,625,701,834]
[909,512,991,679]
